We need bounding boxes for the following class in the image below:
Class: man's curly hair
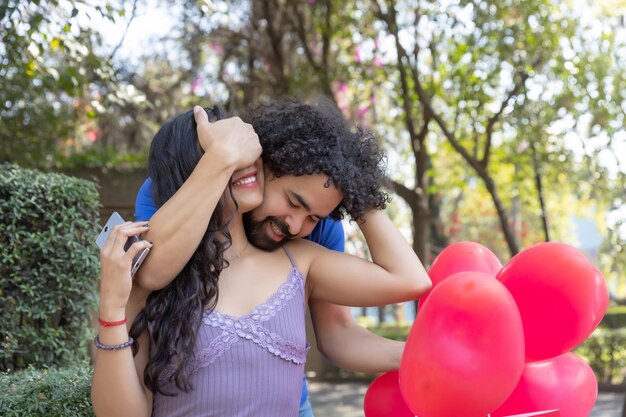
[247,98,390,222]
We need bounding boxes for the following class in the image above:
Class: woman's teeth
[233,175,256,186]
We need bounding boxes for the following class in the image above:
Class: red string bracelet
[98,317,127,327]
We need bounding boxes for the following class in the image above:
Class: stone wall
[62,168,148,224]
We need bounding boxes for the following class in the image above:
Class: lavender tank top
[151,247,309,417]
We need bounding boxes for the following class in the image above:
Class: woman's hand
[98,221,152,320]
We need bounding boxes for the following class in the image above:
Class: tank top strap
[281,245,297,268]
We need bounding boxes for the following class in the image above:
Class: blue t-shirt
[134,178,344,405]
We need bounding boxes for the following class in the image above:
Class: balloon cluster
[364,242,609,417]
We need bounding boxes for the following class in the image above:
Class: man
[134,100,406,416]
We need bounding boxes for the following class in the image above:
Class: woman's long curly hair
[129,107,233,395]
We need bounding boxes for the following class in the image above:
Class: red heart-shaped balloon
[400,272,524,417]
[497,242,609,361]
[364,370,414,417]
[420,241,502,308]
[491,353,597,417]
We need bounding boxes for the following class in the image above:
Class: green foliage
[598,217,626,298]
[576,328,626,385]
[0,163,100,371]
[0,0,121,168]
[0,364,94,417]
[601,306,626,329]
[365,324,411,341]
[60,146,148,171]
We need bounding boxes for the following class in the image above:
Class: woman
[91,106,431,417]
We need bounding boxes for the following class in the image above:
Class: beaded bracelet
[94,335,134,351]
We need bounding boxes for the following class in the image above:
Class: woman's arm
[303,210,431,306]
[91,222,154,417]
[134,107,261,291]
[91,319,153,417]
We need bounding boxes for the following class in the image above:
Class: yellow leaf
[25,60,35,77]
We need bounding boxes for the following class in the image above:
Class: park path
[308,381,625,417]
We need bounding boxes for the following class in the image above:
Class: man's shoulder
[134,178,156,221]
[306,218,344,252]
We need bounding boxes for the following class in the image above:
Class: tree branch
[287,0,320,71]
[374,0,421,150]
[287,0,335,100]
[378,2,474,169]
[482,55,543,166]
[261,0,289,94]
[109,0,139,61]
[389,179,421,207]
[321,0,332,71]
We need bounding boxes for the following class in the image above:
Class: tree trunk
[377,306,385,324]
[531,141,550,241]
[412,205,430,264]
[482,175,520,257]
[393,303,405,323]
[411,194,431,314]
[389,188,430,316]
[429,192,449,254]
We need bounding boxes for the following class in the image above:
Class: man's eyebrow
[291,191,329,220]
[291,192,311,212]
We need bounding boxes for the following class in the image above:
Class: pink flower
[374,57,383,67]
[356,106,370,117]
[307,0,316,4]
[191,76,202,92]
[86,129,99,143]
[355,46,362,63]
[332,81,348,94]
[208,42,223,54]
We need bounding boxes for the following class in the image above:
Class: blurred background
[1,0,626,413]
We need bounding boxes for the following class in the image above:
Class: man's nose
[286,215,305,237]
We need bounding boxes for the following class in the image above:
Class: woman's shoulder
[283,239,324,270]
[284,238,323,252]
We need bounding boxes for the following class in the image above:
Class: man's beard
[243,212,294,251]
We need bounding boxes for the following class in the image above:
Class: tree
[0,0,124,168]
[168,0,625,284]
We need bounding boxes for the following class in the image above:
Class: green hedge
[0,163,100,371]
[601,305,626,329]
[576,327,626,385]
[0,365,94,417]
[366,322,626,385]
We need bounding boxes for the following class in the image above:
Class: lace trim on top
[157,267,308,383]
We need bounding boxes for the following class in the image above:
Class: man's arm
[307,219,405,372]
[133,107,261,291]
[309,299,405,372]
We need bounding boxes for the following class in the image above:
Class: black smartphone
[95,211,150,277]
